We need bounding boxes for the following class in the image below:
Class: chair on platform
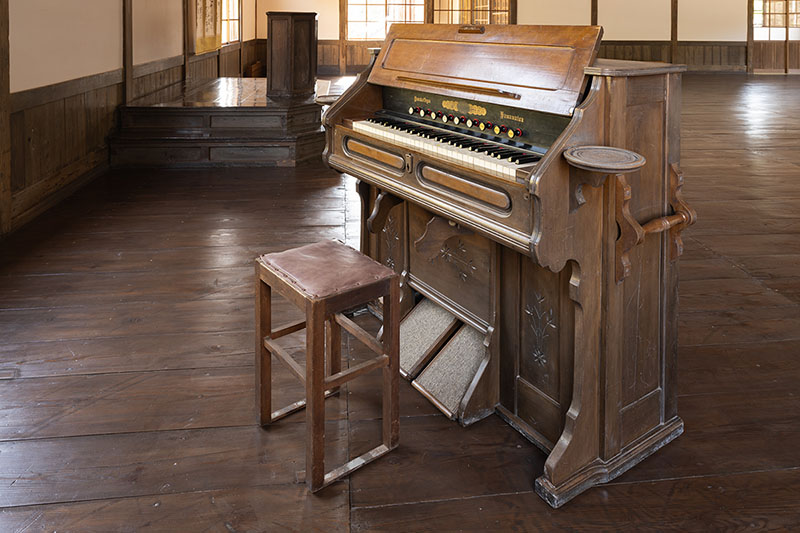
[255,240,400,492]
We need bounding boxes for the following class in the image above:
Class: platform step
[110,98,324,168]
[412,324,487,420]
[109,131,325,168]
[399,298,460,379]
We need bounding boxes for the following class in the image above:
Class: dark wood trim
[785,0,791,74]
[123,0,133,104]
[186,0,197,55]
[189,49,221,63]
[671,0,678,63]
[509,0,517,24]
[0,0,10,235]
[132,55,185,79]
[602,40,748,47]
[183,0,191,80]
[601,40,672,46]
[220,42,242,52]
[747,0,754,73]
[338,2,347,75]
[9,69,124,113]
[591,0,597,26]
[677,40,750,46]
[239,0,244,76]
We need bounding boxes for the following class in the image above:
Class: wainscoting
[187,50,220,88]
[242,39,267,75]
[7,71,123,232]
[598,41,747,72]
[131,56,184,101]
[752,40,800,72]
[3,53,193,236]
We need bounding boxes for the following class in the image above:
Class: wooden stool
[255,240,400,492]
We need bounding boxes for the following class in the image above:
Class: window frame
[341,0,517,42]
[345,0,426,42]
[753,0,800,41]
[431,0,516,26]
[221,0,242,46]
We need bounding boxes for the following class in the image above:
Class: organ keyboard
[322,23,695,508]
[352,115,541,180]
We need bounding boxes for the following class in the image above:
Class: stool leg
[255,274,272,425]
[306,301,326,491]
[382,278,400,450]
[326,318,342,394]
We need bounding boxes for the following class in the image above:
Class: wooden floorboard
[1,73,799,530]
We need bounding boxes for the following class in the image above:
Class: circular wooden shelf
[563,145,646,174]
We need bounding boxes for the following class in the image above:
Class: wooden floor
[1,73,800,531]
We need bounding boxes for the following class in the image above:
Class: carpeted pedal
[412,324,486,419]
[399,298,460,378]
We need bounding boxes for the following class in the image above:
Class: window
[222,0,240,44]
[347,0,425,41]
[433,0,511,25]
[754,0,800,41]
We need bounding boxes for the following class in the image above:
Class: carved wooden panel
[515,258,574,446]
[376,203,405,276]
[408,204,491,323]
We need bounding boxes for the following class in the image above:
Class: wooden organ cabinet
[322,24,695,507]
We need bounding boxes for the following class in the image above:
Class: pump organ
[322,23,695,507]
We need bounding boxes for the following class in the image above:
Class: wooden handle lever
[614,163,696,283]
[641,212,689,235]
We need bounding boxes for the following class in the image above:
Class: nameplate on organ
[323,24,695,508]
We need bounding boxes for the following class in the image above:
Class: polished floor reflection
[0,73,799,530]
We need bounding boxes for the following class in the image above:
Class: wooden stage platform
[110,78,351,168]
[1,73,800,530]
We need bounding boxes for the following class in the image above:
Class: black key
[511,155,540,164]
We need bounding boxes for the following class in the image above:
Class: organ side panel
[604,71,679,453]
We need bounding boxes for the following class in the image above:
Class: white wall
[9,0,123,92]
[257,0,339,40]
[518,0,592,26]
[133,0,184,65]
[678,0,747,41]
[242,0,752,44]
[598,0,671,40]
[243,0,257,41]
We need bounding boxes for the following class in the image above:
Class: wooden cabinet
[266,12,318,99]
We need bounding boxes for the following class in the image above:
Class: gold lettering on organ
[500,111,525,123]
[468,104,487,116]
[414,96,432,104]
[442,100,459,112]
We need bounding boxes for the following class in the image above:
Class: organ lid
[368,24,604,117]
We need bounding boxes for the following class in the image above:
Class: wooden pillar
[747,0,754,73]
[0,0,11,236]
[670,0,678,64]
[591,0,598,26]
[785,0,790,74]
[238,0,244,75]
[123,0,133,103]
[338,1,347,75]
[184,0,191,83]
